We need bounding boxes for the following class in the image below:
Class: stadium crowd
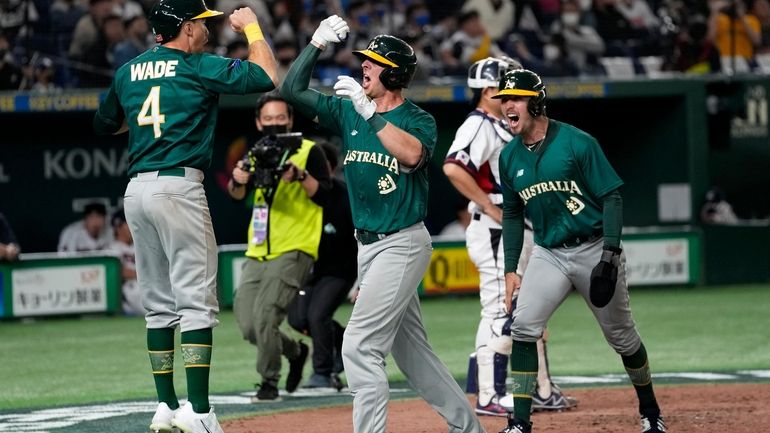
[1,0,769,92]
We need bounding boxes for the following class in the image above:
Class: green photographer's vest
[246,138,323,260]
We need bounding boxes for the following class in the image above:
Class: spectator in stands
[30,56,61,94]
[664,14,722,73]
[333,1,377,75]
[112,0,143,21]
[50,0,86,47]
[440,10,505,76]
[0,211,21,262]
[270,0,301,46]
[397,3,440,79]
[108,208,142,315]
[509,32,580,76]
[462,0,516,43]
[113,15,151,67]
[0,32,21,90]
[58,202,113,252]
[700,187,739,225]
[69,0,114,61]
[438,201,472,240]
[752,0,770,53]
[592,0,639,55]
[708,0,761,62]
[225,39,249,60]
[0,0,39,41]
[274,38,298,83]
[550,0,606,74]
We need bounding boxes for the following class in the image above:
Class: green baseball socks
[148,328,213,413]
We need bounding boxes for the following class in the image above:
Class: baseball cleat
[171,402,224,433]
[640,413,667,433]
[498,417,532,433]
[475,396,509,417]
[149,402,178,433]
[531,383,577,412]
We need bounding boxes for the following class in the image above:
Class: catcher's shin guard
[466,352,478,394]
[494,352,509,396]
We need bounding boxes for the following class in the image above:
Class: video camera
[242,132,303,188]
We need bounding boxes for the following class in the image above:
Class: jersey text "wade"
[130,61,179,81]
[519,180,583,204]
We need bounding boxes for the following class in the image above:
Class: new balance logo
[516,169,524,177]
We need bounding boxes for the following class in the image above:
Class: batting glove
[589,247,621,308]
[334,75,376,120]
[312,15,349,48]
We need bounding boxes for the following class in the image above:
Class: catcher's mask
[148,0,223,44]
[467,57,511,89]
[353,34,418,90]
[492,68,547,117]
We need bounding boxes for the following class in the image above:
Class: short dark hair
[255,92,294,119]
[83,202,107,216]
[111,208,127,228]
[458,10,479,26]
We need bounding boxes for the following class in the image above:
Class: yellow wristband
[244,22,263,44]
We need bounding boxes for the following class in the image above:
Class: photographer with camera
[227,93,332,402]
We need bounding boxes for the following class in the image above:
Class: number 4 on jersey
[137,86,165,138]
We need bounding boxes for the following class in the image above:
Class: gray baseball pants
[511,237,642,356]
[123,167,219,332]
[342,222,485,433]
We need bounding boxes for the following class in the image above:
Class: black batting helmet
[492,68,547,117]
[353,34,417,90]
[148,0,223,44]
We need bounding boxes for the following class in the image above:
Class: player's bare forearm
[504,272,521,314]
[376,123,424,167]
[443,163,500,221]
[248,41,278,86]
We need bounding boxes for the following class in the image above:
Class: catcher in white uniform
[443,57,576,416]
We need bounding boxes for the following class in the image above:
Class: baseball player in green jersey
[93,0,277,432]
[494,69,666,433]
[281,15,486,433]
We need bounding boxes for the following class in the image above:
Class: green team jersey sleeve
[571,129,623,199]
[197,55,274,94]
[499,140,526,274]
[280,44,327,125]
[93,83,125,135]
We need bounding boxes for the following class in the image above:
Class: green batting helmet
[148,0,223,44]
[353,35,417,90]
[492,69,547,117]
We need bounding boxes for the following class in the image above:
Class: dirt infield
[224,383,770,433]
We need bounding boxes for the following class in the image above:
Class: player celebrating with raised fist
[495,68,666,433]
[93,1,277,432]
[281,15,486,433]
[444,57,576,417]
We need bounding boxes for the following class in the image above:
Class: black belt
[130,167,186,179]
[561,233,601,248]
[472,204,502,221]
[355,228,399,245]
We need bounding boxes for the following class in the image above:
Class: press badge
[251,205,269,245]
